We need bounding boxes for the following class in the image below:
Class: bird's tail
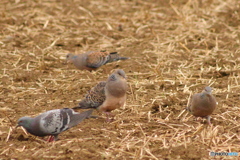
[69,109,94,127]
[109,52,130,62]
[72,100,94,109]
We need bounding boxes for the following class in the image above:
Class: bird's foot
[206,116,212,125]
[105,112,115,122]
[46,135,56,142]
[194,117,202,121]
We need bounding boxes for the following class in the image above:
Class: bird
[186,86,217,125]
[66,51,130,71]
[73,69,128,122]
[16,108,93,142]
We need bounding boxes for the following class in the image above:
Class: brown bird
[73,69,128,121]
[186,86,217,125]
[66,51,130,71]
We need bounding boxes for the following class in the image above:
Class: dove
[186,86,217,125]
[66,51,130,71]
[73,69,127,121]
[16,109,93,142]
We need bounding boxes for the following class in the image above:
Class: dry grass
[0,0,240,159]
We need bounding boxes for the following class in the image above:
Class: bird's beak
[123,75,127,80]
[63,59,69,64]
[15,124,20,129]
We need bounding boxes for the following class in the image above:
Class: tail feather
[72,99,98,109]
[72,100,92,109]
[69,110,93,128]
[110,52,118,55]
[109,52,130,62]
[119,57,130,60]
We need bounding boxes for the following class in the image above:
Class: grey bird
[73,69,128,121]
[66,51,130,71]
[16,109,93,142]
[186,86,217,125]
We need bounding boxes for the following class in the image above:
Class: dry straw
[0,0,239,159]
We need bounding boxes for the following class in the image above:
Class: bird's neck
[24,119,34,131]
[106,80,127,97]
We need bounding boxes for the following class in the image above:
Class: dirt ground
[0,0,240,159]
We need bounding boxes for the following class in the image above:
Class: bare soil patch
[0,0,239,159]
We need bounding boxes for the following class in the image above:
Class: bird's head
[108,69,127,81]
[66,53,75,63]
[204,86,212,94]
[16,117,32,129]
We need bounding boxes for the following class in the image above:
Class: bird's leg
[105,112,110,122]
[206,116,212,125]
[46,135,56,142]
[46,135,53,142]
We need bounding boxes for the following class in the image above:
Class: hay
[0,0,239,159]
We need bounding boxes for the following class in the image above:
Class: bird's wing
[86,51,110,68]
[39,109,70,134]
[85,81,106,108]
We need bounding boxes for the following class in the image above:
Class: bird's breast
[99,96,126,112]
